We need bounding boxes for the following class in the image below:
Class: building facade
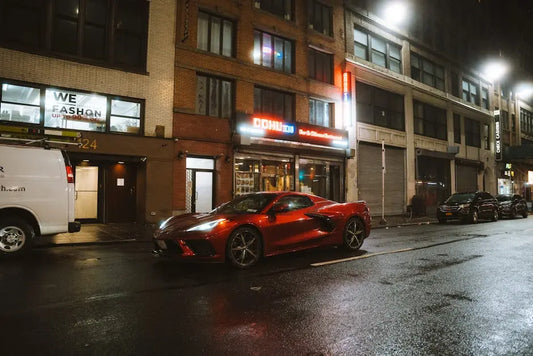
[0,0,176,224]
[172,0,353,215]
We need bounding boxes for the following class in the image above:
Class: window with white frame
[462,78,480,106]
[309,99,331,127]
[197,11,234,57]
[254,30,293,73]
[354,27,401,73]
[410,53,444,91]
[196,74,233,119]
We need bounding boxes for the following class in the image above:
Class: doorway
[106,162,137,222]
[75,165,99,219]
[186,157,215,213]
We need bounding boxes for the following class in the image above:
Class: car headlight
[186,218,227,232]
[458,203,470,210]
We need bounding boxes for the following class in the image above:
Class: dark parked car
[496,194,528,219]
[437,191,499,224]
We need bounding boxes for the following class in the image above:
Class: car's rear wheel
[523,209,529,218]
[0,217,34,256]
[226,227,262,269]
[492,208,499,222]
[342,217,365,251]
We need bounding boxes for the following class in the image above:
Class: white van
[0,143,81,255]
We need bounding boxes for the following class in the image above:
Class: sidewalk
[33,215,438,248]
[33,223,157,247]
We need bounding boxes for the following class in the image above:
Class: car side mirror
[271,203,289,214]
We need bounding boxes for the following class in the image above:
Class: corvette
[153,192,371,268]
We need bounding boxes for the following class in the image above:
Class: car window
[216,193,277,214]
[482,192,493,200]
[496,195,511,202]
[275,195,314,212]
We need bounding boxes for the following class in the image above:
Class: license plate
[445,212,452,216]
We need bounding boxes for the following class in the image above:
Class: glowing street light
[382,1,409,28]
[515,82,533,100]
[482,60,509,83]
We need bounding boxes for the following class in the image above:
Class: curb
[33,238,150,248]
[372,220,438,229]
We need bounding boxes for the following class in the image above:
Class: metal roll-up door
[357,142,405,215]
[456,164,478,192]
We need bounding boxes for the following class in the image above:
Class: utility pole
[380,140,387,225]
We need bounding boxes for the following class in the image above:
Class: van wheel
[0,217,34,256]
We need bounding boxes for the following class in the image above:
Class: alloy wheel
[343,217,365,251]
[227,228,261,269]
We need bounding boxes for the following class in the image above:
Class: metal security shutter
[456,164,478,192]
[358,142,405,216]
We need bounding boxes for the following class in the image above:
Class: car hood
[160,213,219,231]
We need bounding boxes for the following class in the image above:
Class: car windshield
[496,195,512,202]
[215,193,277,214]
[444,193,475,204]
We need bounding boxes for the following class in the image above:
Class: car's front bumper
[152,238,224,262]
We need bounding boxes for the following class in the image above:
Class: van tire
[0,217,34,256]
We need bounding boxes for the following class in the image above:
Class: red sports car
[153,192,371,269]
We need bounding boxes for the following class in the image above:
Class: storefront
[455,158,483,193]
[358,142,406,216]
[0,79,174,224]
[415,149,453,216]
[234,116,349,201]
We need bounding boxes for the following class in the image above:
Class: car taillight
[66,165,74,183]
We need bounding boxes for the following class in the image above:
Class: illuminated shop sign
[45,89,107,131]
[238,116,348,148]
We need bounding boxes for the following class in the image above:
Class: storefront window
[299,160,327,197]
[110,99,141,134]
[0,84,41,124]
[235,156,294,195]
[44,88,107,131]
[0,79,144,135]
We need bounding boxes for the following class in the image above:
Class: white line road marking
[311,247,415,267]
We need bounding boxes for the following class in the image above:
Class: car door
[262,195,323,253]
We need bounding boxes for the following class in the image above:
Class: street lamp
[482,59,509,162]
[382,1,409,29]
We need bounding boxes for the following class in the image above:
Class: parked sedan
[437,191,499,224]
[496,194,529,219]
[153,192,371,269]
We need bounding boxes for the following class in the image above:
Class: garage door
[456,164,478,192]
[358,142,405,215]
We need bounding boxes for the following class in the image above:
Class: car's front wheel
[226,227,262,269]
[342,217,365,251]
[0,217,34,256]
[523,209,529,219]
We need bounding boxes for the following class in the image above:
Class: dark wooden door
[106,163,137,223]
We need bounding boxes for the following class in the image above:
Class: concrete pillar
[404,88,416,204]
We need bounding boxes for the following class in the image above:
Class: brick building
[173,0,353,214]
[0,0,176,224]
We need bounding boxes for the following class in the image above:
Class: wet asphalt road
[1,217,533,355]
